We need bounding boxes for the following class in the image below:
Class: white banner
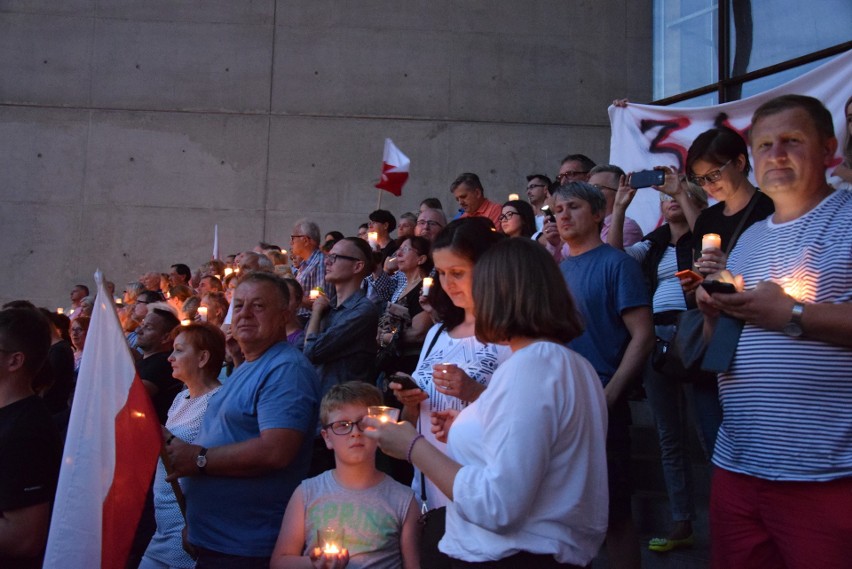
[609,49,852,233]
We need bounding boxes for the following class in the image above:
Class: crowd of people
[2,93,851,569]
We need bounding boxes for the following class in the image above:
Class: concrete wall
[0,1,652,307]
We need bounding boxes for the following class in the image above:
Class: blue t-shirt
[560,244,649,385]
[185,341,321,557]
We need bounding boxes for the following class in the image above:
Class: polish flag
[374,138,410,196]
[43,271,162,569]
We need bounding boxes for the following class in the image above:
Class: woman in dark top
[685,127,775,281]
[377,236,434,375]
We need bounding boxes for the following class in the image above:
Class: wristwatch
[196,447,209,473]
[782,301,805,338]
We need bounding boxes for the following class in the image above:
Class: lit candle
[310,288,321,300]
[57,307,64,314]
[422,277,433,295]
[115,297,123,305]
[367,405,400,423]
[224,267,234,277]
[323,543,340,555]
[508,193,520,201]
[180,319,191,326]
[281,249,287,255]
[702,233,722,251]
[198,306,208,321]
[234,267,240,274]
[367,231,379,249]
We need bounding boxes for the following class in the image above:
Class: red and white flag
[374,138,410,196]
[43,271,162,569]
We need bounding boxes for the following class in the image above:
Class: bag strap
[725,191,761,256]
[419,323,446,512]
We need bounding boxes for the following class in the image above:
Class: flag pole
[376,188,383,210]
[160,441,187,518]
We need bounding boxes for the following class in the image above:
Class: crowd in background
[2,94,851,569]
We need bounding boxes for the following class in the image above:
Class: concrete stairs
[593,399,712,569]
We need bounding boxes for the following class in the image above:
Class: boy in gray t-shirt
[271,383,420,569]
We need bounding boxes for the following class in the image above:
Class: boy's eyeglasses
[323,418,367,435]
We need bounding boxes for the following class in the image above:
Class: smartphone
[629,169,665,189]
[675,269,703,283]
[388,373,423,392]
[541,205,555,222]
[700,280,737,294]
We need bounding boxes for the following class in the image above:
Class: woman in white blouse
[368,238,609,568]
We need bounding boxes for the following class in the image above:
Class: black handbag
[663,194,758,381]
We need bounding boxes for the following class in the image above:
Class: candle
[367,405,400,423]
[422,277,433,295]
[180,319,191,326]
[310,288,321,300]
[234,267,240,274]
[198,306,208,321]
[508,193,520,201]
[367,231,378,249]
[57,307,64,314]
[224,267,234,277]
[702,233,721,251]
[318,527,344,556]
[115,297,123,305]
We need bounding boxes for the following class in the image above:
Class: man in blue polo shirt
[166,272,320,569]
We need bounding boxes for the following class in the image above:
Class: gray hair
[551,182,607,215]
[294,219,321,244]
[589,164,625,179]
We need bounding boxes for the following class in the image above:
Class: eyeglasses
[397,246,416,255]
[592,184,617,193]
[323,418,367,435]
[498,211,518,222]
[526,183,547,190]
[326,253,363,264]
[416,220,443,228]
[690,160,732,186]
[556,171,588,183]
[659,193,675,202]
[290,234,306,241]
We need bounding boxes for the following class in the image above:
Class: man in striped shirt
[697,94,852,568]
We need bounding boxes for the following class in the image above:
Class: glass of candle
[317,526,345,555]
[421,277,433,295]
[367,406,400,423]
[508,193,520,201]
[197,306,208,321]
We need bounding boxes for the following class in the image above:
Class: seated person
[270,383,419,569]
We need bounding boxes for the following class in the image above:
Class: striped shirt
[624,241,687,313]
[713,189,852,481]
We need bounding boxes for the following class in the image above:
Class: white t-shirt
[410,323,510,510]
[440,341,609,565]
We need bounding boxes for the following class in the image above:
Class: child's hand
[431,409,460,444]
[309,547,349,569]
